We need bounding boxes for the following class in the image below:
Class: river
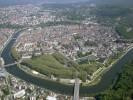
[1,31,133,96]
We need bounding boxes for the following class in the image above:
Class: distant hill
[90,0,133,7]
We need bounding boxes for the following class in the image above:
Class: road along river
[1,31,133,96]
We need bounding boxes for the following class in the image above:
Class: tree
[79,71,87,82]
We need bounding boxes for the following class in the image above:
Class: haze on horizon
[0,0,133,7]
[0,0,89,6]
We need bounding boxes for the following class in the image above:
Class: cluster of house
[14,23,129,63]
[0,4,57,26]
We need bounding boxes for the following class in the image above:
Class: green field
[22,53,101,81]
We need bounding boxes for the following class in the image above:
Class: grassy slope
[22,53,99,80]
[23,54,74,78]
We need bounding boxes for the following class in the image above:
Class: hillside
[90,0,133,7]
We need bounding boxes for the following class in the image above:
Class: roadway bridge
[1,59,22,68]
[73,78,80,100]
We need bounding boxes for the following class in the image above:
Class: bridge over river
[0,58,22,68]
[73,78,80,100]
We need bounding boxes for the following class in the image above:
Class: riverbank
[83,46,132,86]
[0,57,4,66]
[0,32,13,56]
[0,29,28,56]
[96,60,133,99]
[18,64,75,85]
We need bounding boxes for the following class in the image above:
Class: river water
[1,31,133,96]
